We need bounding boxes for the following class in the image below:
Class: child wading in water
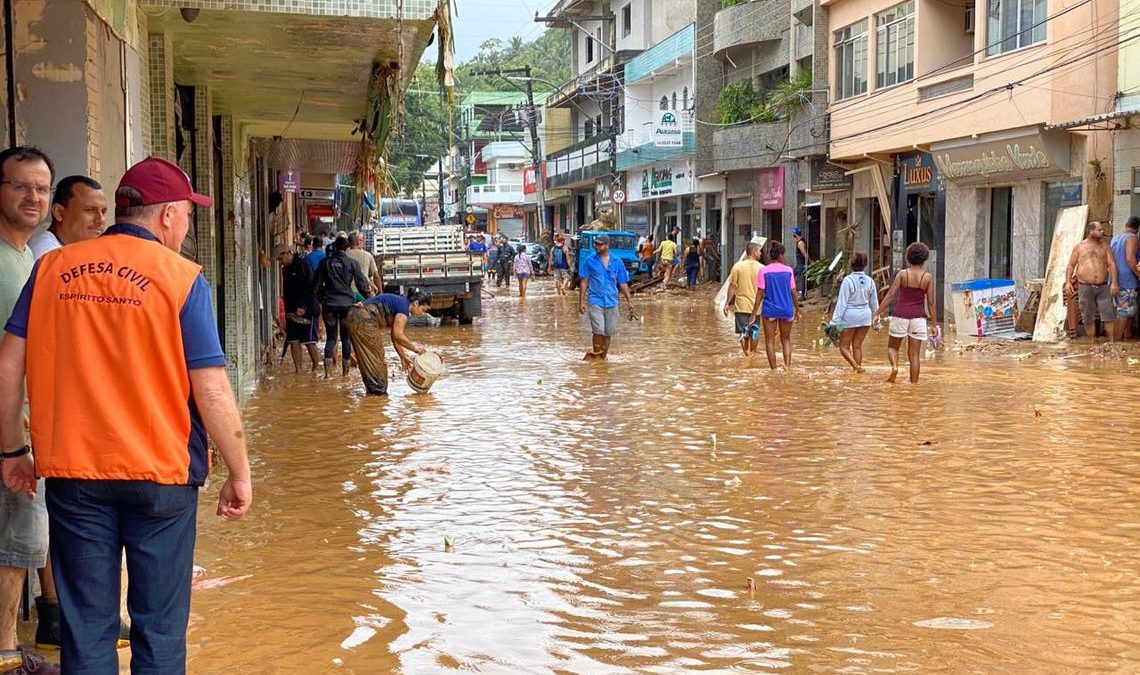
[514,244,534,298]
[873,241,939,383]
[747,240,801,369]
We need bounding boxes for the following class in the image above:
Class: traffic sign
[465,214,476,225]
[612,189,626,204]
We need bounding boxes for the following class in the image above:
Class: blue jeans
[323,306,352,361]
[46,479,199,675]
[686,265,699,286]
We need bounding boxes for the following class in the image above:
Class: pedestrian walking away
[639,236,655,279]
[346,231,380,296]
[1109,216,1139,340]
[830,252,879,372]
[345,291,433,395]
[316,235,373,376]
[0,155,252,675]
[873,242,940,383]
[514,244,534,298]
[683,237,701,288]
[655,236,678,290]
[275,243,322,373]
[1065,220,1119,341]
[724,242,763,356]
[747,240,801,370]
[793,226,810,300]
[549,235,572,296]
[579,234,635,360]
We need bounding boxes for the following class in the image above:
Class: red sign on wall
[523,163,545,195]
[758,166,785,210]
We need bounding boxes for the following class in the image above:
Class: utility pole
[470,66,549,240]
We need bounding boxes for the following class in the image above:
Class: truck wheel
[459,282,481,324]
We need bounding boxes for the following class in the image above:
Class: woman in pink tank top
[872,242,940,383]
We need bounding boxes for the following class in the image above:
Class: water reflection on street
[188,282,1140,673]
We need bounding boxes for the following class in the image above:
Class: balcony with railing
[714,0,785,57]
[466,183,526,206]
[616,118,696,171]
[545,133,614,189]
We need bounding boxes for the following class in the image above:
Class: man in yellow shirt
[723,241,763,355]
[655,236,679,290]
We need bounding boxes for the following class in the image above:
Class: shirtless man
[1064,220,1118,341]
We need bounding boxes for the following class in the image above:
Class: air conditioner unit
[964,6,975,34]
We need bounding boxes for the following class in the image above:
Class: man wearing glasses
[0,146,57,675]
[578,233,636,360]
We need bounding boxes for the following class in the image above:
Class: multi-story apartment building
[1110,0,1138,221]
[823,0,1118,310]
[0,0,438,399]
[617,16,727,246]
[706,0,833,270]
[455,92,543,235]
[538,0,666,232]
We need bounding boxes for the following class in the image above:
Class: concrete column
[147,33,176,162]
[11,0,91,177]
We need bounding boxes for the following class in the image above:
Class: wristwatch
[0,445,30,459]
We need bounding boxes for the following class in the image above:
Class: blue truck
[570,230,642,289]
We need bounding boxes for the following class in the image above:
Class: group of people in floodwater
[725,239,940,383]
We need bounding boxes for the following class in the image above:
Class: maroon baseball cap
[115,156,214,208]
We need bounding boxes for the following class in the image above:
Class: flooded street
[188,282,1140,673]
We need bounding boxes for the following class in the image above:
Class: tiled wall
[217,115,259,396]
[1114,129,1140,224]
[85,12,102,178]
[147,33,175,161]
[192,87,218,307]
[138,0,436,19]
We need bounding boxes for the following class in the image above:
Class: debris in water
[1034,408,1043,418]
[444,534,454,551]
[1129,358,1140,366]
[192,565,207,579]
[747,577,756,595]
[711,432,718,452]
[913,617,993,630]
[920,440,935,446]
[725,476,742,487]
[537,378,543,385]
[192,574,252,591]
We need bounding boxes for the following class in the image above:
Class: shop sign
[627,161,692,202]
[299,188,334,201]
[932,129,1071,184]
[493,205,524,219]
[809,158,851,191]
[595,180,613,206]
[758,166,784,210]
[900,152,939,194]
[522,163,545,195]
[653,111,684,148]
[278,170,300,193]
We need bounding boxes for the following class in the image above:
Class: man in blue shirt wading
[578,234,636,360]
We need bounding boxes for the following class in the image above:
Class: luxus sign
[653,112,683,148]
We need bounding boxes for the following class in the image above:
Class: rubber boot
[33,597,60,650]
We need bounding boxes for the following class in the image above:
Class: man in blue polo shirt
[578,233,636,360]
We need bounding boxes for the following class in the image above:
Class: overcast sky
[452,0,553,62]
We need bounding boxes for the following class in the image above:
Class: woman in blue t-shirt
[344,291,432,395]
[746,241,801,370]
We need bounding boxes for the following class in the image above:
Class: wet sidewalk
[188,282,1140,673]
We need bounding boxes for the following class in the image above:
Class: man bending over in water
[1065,220,1119,341]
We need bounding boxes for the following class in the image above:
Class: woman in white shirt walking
[830,251,879,372]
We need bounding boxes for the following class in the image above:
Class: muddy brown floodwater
[186,282,1140,674]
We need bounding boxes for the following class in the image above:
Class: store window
[834,20,868,100]
[987,0,1046,56]
[876,1,914,89]
[989,187,1013,279]
[1043,179,1082,270]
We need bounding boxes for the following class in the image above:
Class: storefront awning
[1045,109,1140,131]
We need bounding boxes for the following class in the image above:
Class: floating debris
[913,617,994,630]
[725,476,742,487]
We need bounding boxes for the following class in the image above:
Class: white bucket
[406,352,444,393]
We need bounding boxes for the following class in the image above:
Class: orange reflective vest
[24,230,209,485]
